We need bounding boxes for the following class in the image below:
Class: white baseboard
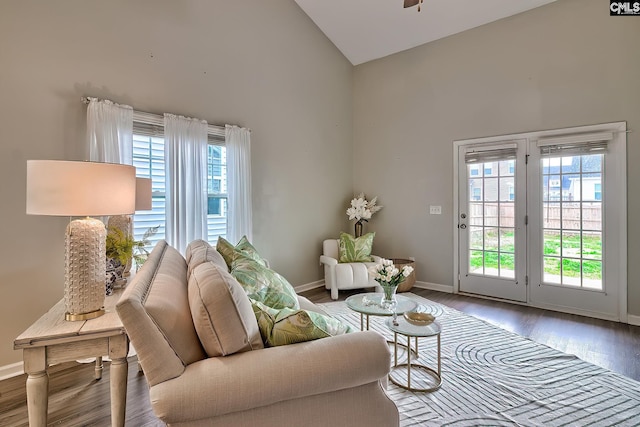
[0,361,23,381]
[628,313,640,326]
[413,281,454,293]
[294,280,325,293]
[294,280,454,295]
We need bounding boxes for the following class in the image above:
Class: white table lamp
[26,160,136,321]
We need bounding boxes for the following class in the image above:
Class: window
[132,124,227,247]
[594,183,602,201]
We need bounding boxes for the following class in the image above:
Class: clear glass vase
[380,284,398,310]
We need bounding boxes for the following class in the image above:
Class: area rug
[319,293,640,426]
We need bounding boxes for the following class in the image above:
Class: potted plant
[105,225,158,294]
[105,226,135,294]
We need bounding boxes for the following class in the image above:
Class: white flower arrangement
[346,192,382,224]
[369,258,414,288]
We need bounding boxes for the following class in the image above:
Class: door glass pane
[499,253,515,278]
[541,154,604,290]
[467,159,517,278]
[470,250,484,274]
[582,232,602,260]
[469,227,484,250]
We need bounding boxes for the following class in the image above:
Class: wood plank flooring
[1,287,638,426]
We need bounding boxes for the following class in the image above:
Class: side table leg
[109,335,129,427]
[394,332,398,366]
[95,356,103,380]
[24,347,48,427]
[407,335,412,389]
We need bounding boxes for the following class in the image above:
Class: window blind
[132,111,225,145]
[537,131,612,157]
[464,143,517,164]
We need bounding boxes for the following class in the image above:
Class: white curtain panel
[87,97,133,164]
[225,124,253,244]
[164,114,209,254]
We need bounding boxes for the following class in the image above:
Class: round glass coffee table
[386,311,442,392]
[345,293,418,331]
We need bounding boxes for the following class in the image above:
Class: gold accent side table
[386,314,442,392]
[14,289,129,427]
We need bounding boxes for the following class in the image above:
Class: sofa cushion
[189,261,264,357]
[116,241,206,387]
[231,251,299,310]
[186,239,227,276]
[251,300,352,347]
[338,232,375,263]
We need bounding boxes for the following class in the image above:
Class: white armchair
[320,239,382,300]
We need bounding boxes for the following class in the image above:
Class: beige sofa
[116,240,399,426]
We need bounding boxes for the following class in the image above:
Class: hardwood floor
[1,287,638,426]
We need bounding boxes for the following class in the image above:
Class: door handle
[459,224,467,229]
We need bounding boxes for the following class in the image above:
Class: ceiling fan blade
[404,0,420,8]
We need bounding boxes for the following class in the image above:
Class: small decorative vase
[355,221,363,238]
[105,258,125,295]
[380,284,398,309]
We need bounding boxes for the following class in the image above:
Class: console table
[13,289,129,427]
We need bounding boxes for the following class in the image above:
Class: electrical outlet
[429,205,442,215]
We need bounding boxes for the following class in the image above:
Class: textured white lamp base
[64,217,106,321]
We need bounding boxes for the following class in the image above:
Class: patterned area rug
[319,293,640,426]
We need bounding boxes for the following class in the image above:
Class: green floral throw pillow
[338,232,375,263]
[231,251,299,310]
[216,235,267,269]
[216,237,236,269]
[251,300,353,347]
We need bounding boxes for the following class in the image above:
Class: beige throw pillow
[188,261,264,357]
[186,239,227,276]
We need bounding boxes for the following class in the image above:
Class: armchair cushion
[251,300,352,347]
[338,232,375,263]
[231,251,300,310]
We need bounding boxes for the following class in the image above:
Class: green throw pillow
[338,232,375,263]
[216,236,267,269]
[216,237,236,269]
[235,236,267,266]
[251,300,353,347]
[231,251,299,310]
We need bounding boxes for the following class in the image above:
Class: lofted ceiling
[294,0,559,65]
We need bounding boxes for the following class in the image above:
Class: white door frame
[453,122,627,322]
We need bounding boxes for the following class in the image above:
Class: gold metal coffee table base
[389,363,442,392]
[388,322,442,393]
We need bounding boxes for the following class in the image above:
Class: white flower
[347,193,383,222]
[368,258,414,288]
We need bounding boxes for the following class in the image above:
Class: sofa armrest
[319,255,338,266]
[150,331,390,424]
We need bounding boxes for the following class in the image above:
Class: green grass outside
[470,230,602,280]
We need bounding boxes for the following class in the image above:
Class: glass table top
[385,305,441,337]
[345,293,418,316]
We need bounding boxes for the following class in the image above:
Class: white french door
[455,122,627,321]
[457,140,527,302]
[528,125,626,321]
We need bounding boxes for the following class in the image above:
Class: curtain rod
[81,96,228,137]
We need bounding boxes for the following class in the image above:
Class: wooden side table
[14,289,129,427]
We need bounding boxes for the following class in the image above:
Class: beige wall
[0,0,353,367]
[353,0,640,310]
